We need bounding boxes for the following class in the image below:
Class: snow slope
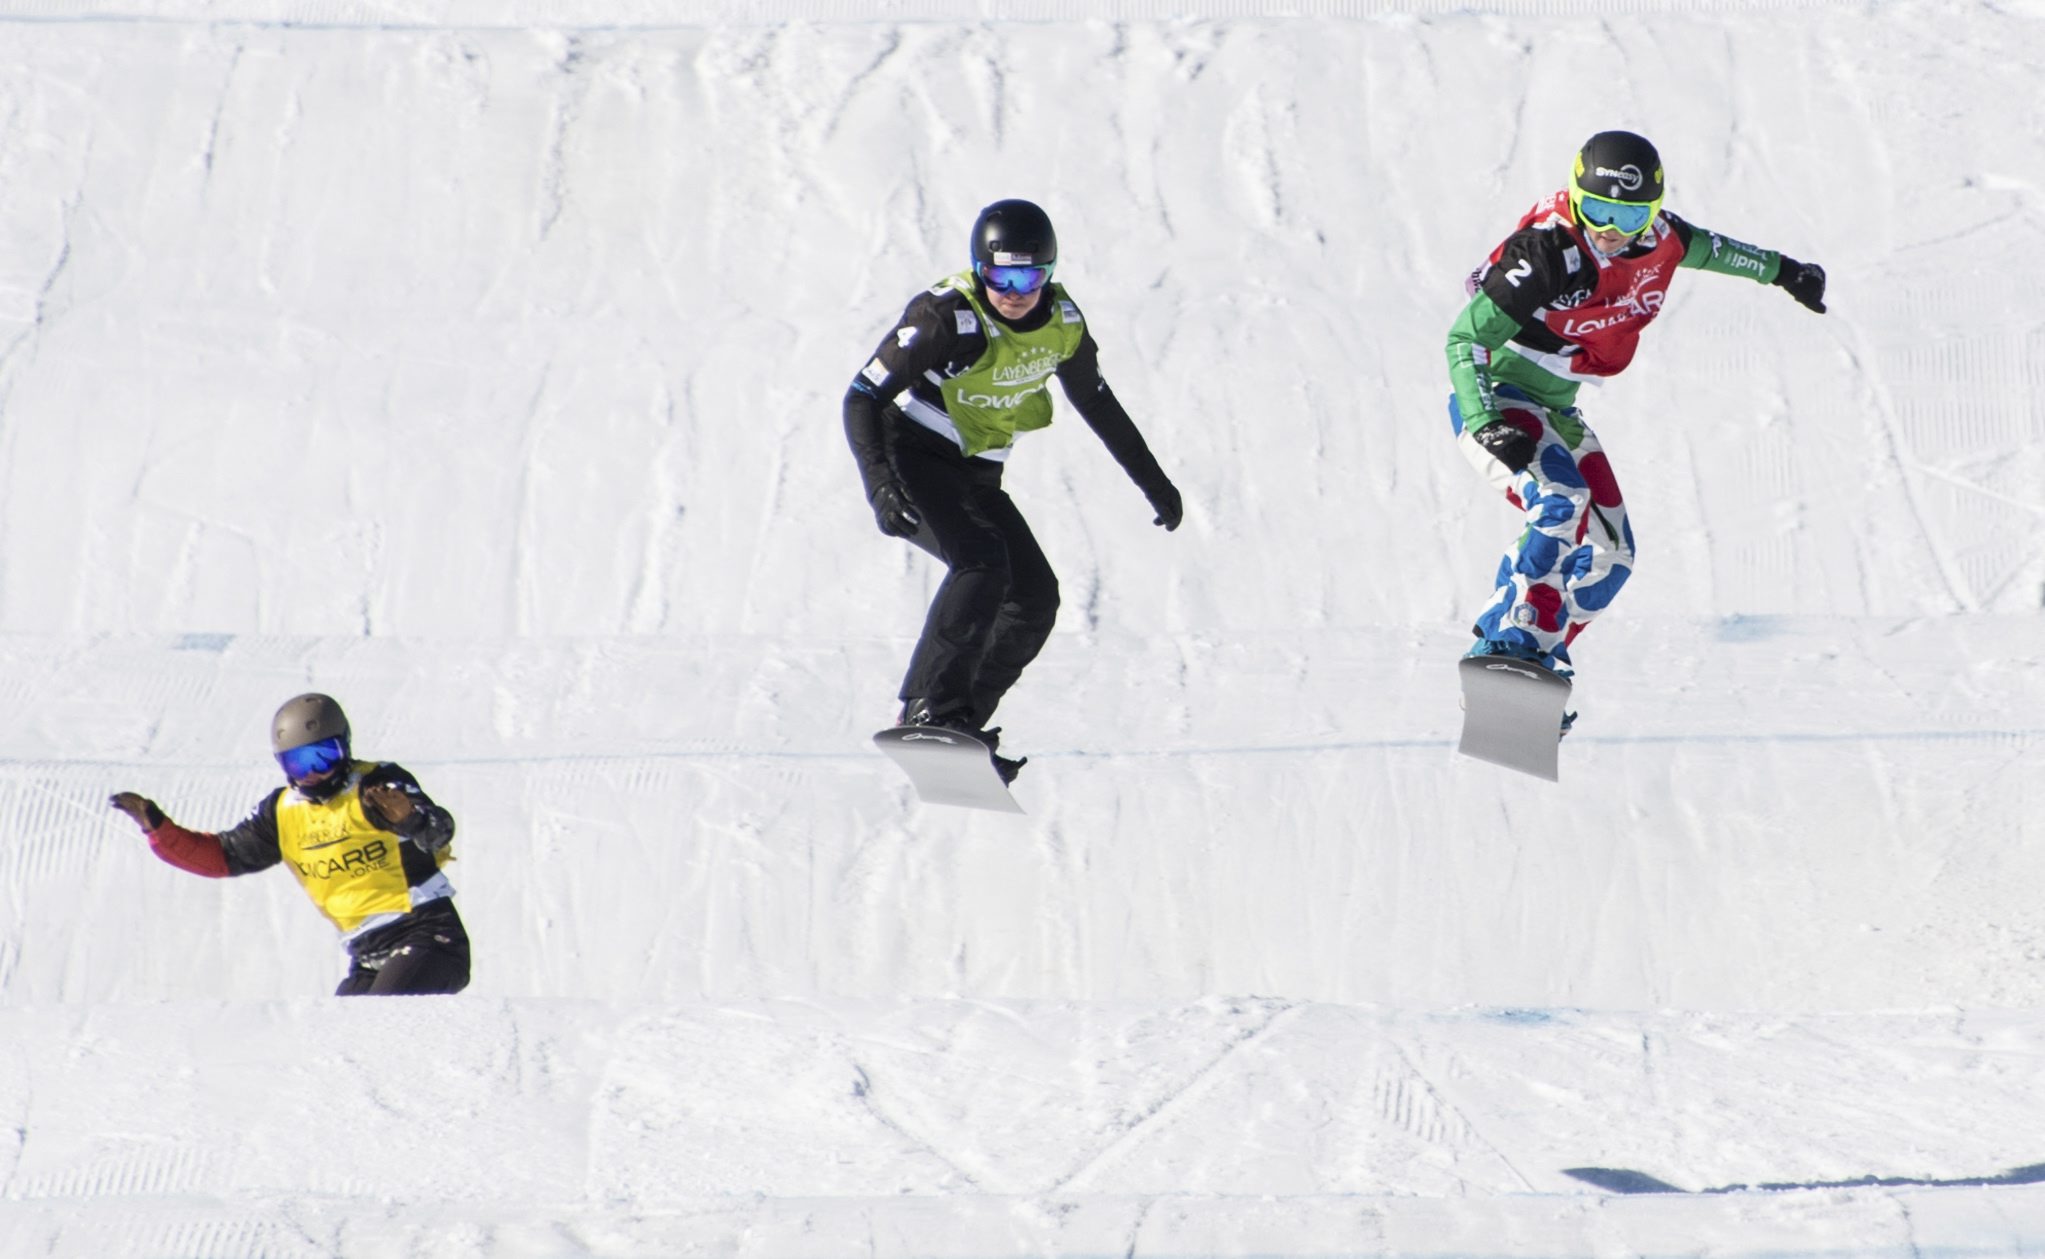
[2,1,2044,1254]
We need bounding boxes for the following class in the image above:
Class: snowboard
[873,725,1025,813]
[1456,654,1574,781]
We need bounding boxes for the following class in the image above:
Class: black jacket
[843,280,1172,502]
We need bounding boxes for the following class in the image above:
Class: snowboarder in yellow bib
[845,199,1183,783]
[109,693,470,996]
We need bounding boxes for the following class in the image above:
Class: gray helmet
[272,693,350,754]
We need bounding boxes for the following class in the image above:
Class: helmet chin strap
[979,281,1046,325]
[293,766,353,801]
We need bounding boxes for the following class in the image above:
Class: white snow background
[2,0,2044,1254]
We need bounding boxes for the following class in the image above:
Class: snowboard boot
[1466,633,1572,678]
[1559,709,1578,741]
[899,696,975,732]
[977,727,1028,786]
[1544,641,1575,678]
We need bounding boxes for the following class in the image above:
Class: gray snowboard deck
[874,725,1025,813]
[1456,654,1574,781]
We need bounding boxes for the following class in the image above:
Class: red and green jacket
[1447,189,1788,431]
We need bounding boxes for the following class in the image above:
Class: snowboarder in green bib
[1446,130,1827,718]
[845,199,1182,782]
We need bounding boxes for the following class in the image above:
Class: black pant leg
[965,490,1059,725]
[365,939,471,996]
[890,436,1016,714]
[335,901,472,997]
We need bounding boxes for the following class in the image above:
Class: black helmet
[969,199,1058,269]
[1572,130,1664,204]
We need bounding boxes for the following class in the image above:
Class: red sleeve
[147,822,231,878]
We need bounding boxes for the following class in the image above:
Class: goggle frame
[977,261,1054,295]
[1571,188,1661,237]
[277,735,349,784]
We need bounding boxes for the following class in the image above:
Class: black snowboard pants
[336,898,472,996]
[887,418,1059,726]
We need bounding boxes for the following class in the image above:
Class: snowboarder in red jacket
[1445,130,1827,706]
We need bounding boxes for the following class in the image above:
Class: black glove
[1472,419,1537,474]
[868,482,922,539]
[109,792,167,831]
[1774,256,1827,314]
[1143,479,1183,531]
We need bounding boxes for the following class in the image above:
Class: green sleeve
[1679,226,1784,283]
[1445,290,1527,434]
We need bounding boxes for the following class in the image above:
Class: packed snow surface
[2,1,2044,1255]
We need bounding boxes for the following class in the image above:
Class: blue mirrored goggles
[1573,191,1658,236]
[977,261,1053,295]
[277,736,349,783]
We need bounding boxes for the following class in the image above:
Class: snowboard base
[1456,654,1574,781]
[873,725,1025,813]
